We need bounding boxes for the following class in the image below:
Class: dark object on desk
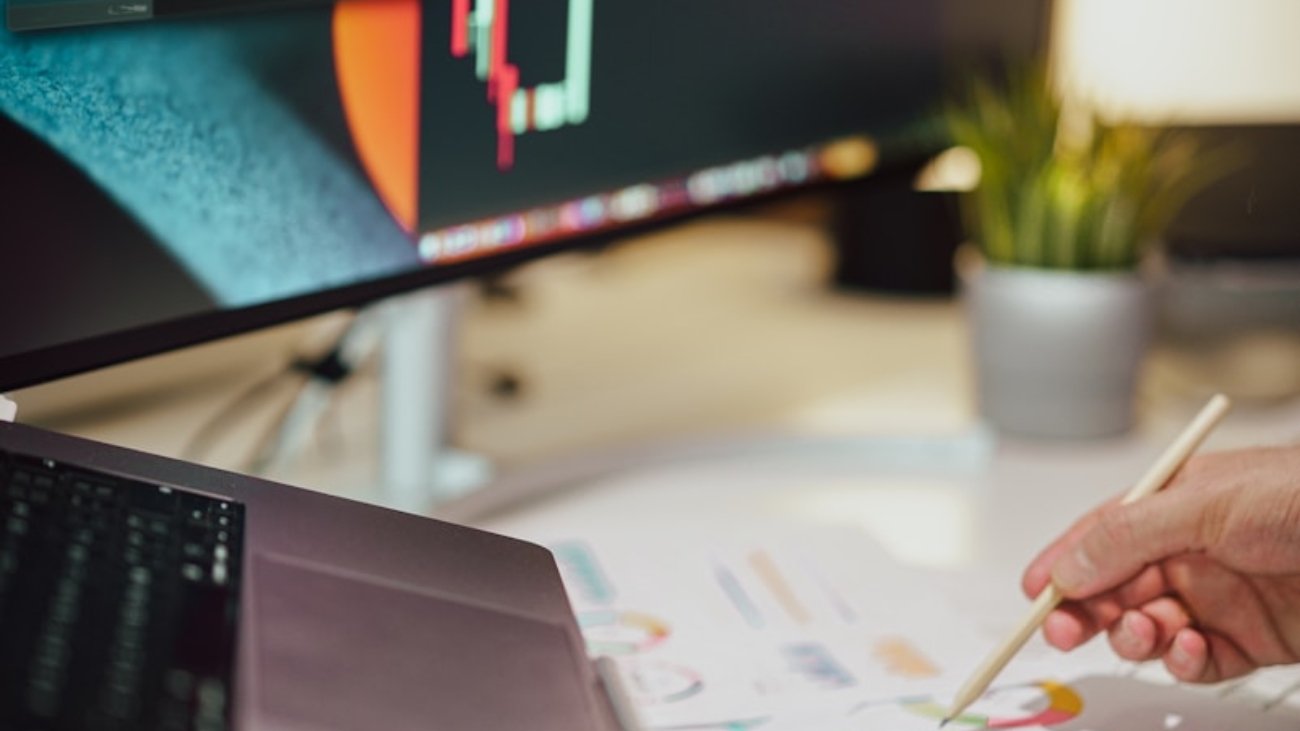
[1164,125,1300,263]
[0,421,619,731]
[1159,256,1300,340]
[830,163,963,296]
[1159,124,1300,339]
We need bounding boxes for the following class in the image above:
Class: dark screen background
[0,0,1047,390]
[419,1,944,229]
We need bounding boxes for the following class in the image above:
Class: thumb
[1051,490,1208,597]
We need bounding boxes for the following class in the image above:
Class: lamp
[1050,0,1300,125]
[1050,0,1300,402]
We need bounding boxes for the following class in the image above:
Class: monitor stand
[378,284,491,513]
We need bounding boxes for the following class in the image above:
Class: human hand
[1022,445,1300,683]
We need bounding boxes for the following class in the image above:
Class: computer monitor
[1,0,1048,503]
[0,0,1048,395]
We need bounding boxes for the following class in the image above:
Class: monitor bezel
[0,176,876,394]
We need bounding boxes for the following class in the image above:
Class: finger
[1066,564,1170,632]
[1023,496,1124,598]
[1041,565,1168,653]
[1108,597,1196,662]
[1042,605,1099,651]
[1051,488,1212,598]
[1109,610,1158,660]
[1161,555,1297,669]
[1165,628,1211,682]
[1137,596,1196,657]
[1165,628,1259,684]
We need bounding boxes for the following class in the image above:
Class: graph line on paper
[648,719,768,731]
[872,637,941,679]
[551,540,617,605]
[450,0,595,170]
[749,550,812,625]
[628,660,707,705]
[849,679,1084,729]
[577,609,671,656]
[795,550,857,624]
[780,642,856,690]
[714,562,765,629]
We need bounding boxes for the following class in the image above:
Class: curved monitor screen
[0,0,1041,391]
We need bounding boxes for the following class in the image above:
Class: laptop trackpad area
[251,553,598,731]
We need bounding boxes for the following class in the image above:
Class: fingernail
[1118,612,1141,650]
[1169,630,1194,669]
[1052,546,1095,592]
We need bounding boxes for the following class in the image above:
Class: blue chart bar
[714,564,764,629]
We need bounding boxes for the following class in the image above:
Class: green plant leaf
[942,59,1234,270]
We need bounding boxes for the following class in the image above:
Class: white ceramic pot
[960,256,1153,439]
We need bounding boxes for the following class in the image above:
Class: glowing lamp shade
[1051,0,1300,125]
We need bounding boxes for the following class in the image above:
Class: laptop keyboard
[0,449,244,731]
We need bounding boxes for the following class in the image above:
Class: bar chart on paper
[540,526,1095,730]
[538,522,1300,731]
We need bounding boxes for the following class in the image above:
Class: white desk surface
[15,210,1300,714]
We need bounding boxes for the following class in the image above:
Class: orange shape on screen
[333,0,421,233]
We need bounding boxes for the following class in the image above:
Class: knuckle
[1196,492,1232,550]
[1091,508,1137,556]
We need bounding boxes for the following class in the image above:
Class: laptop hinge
[0,395,16,423]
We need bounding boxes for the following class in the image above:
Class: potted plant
[944,64,1231,438]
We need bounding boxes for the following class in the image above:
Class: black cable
[180,367,305,464]
[291,344,354,384]
[181,315,364,466]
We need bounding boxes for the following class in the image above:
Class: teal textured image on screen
[0,9,419,308]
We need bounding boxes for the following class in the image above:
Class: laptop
[0,414,627,731]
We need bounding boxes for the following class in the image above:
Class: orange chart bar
[749,550,811,625]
